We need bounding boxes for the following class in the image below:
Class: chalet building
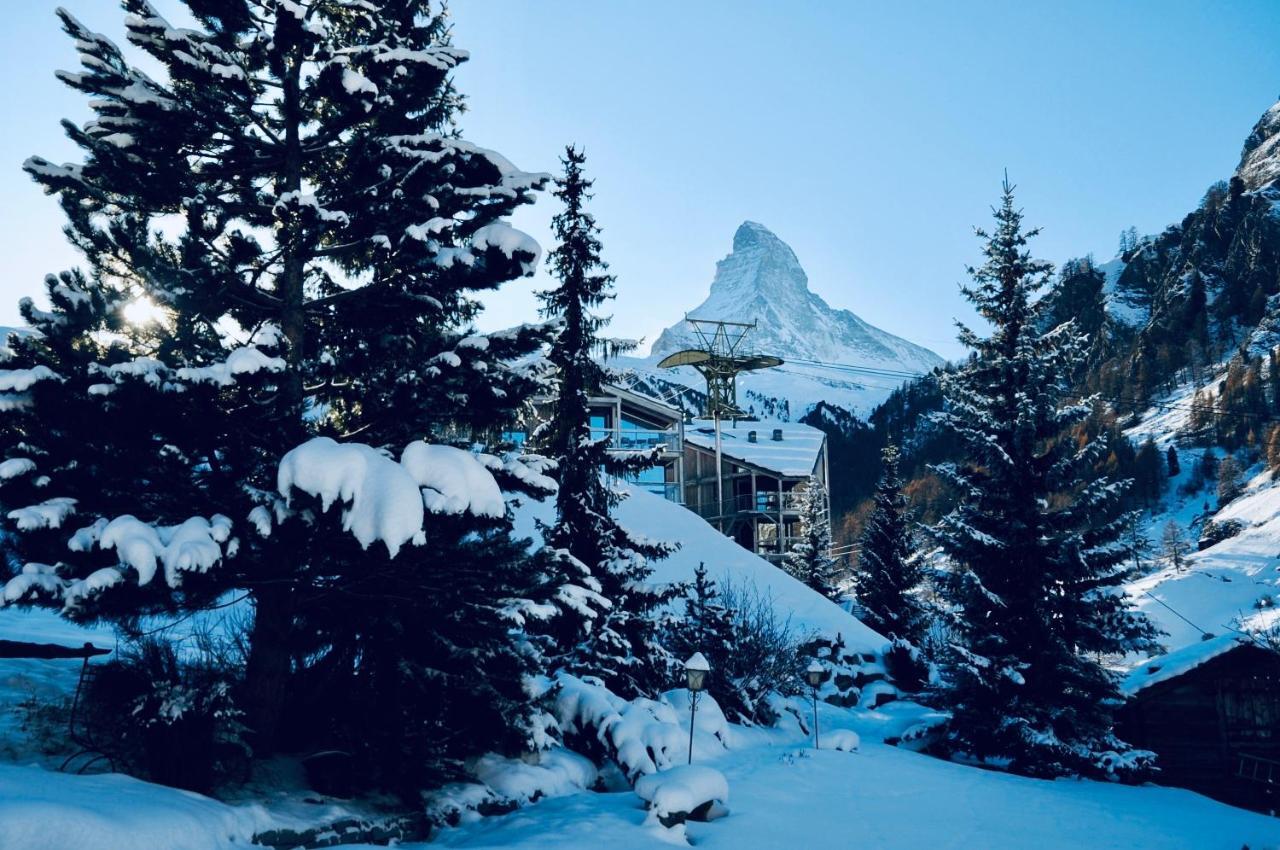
[584,383,685,501]
[537,384,832,564]
[680,419,830,564]
[1116,634,1280,813]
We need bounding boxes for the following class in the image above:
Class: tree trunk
[243,39,308,755]
[242,582,296,751]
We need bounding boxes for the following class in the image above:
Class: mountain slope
[616,222,943,418]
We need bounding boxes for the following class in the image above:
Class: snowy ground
[431,734,1277,850]
[1,697,1274,850]
[1,483,1277,849]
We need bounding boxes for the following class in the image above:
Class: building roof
[684,419,824,477]
[1120,633,1256,697]
[596,382,684,425]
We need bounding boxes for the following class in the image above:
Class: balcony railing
[591,427,680,454]
[687,490,810,519]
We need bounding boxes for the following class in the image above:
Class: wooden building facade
[1117,635,1280,813]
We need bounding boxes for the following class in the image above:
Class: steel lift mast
[657,317,783,526]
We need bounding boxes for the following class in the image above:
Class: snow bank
[0,762,274,850]
[471,748,598,806]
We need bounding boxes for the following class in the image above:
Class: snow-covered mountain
[1237,97,1280,192]
[616,222,943,417]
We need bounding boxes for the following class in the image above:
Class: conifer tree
[853,444,927,643]
[667,563,735,673]
[0,1,561,789]
[932,179,1159,779]
[782,476,841,600]
[537,146,677,697]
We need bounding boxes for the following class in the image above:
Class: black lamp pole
[685,653,709,765]
[806,661,823,750]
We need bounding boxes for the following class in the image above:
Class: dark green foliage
[80,635,248,793]
[1132,438,1164,507]
[932,179,1159,780]
[536,147,676,697]
[853,445,927,643]
[0,1,558,793]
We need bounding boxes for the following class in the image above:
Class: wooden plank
[0,640,111,660]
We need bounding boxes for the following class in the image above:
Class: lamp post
[685,652,710,764]
[806,660,824,750]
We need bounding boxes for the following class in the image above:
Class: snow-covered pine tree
[781,476,841,600]
[0,1,560,790]
[536,146,677,697]
[668,562,735,667]
[853,444,926,643]
[932,178,1159,780]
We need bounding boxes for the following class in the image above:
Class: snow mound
[632,768,727,839]
[471,748,599,806]
[0,762,274,850]
[819,728,861,752]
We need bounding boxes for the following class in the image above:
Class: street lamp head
[806,660,824,689]
[685,652,710,692]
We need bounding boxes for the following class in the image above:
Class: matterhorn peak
[648,222,941,396]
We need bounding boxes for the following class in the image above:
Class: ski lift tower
[656,317,783,526]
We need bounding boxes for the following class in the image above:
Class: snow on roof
[1121,633,1253,696]
[683,419,824,477]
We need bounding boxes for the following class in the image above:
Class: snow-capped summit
[619,222,942,417]
[1236,97,1280,192]
[651,222,942,374]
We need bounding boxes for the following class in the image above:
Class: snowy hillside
[514,482,884,652]
[616,222,944,417]
[1121,378,1280,657]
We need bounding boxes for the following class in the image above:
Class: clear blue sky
[2,2,1278,359]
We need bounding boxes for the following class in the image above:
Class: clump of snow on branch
[7,497,77,531]
[401,443,504,518]
[278,437,510,557]
[96,514,233,587]
[278,437,425,558]
[0,366,62,392]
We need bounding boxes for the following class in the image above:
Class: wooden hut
[1116,634,1280,813]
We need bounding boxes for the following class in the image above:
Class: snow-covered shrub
[883,637,931,693]
[801,634,893,709]
[1197,518,1244,550]
[714,581,809,724]
[635,764,729,834]
[549,674,693,781]
[81,636,248,792]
